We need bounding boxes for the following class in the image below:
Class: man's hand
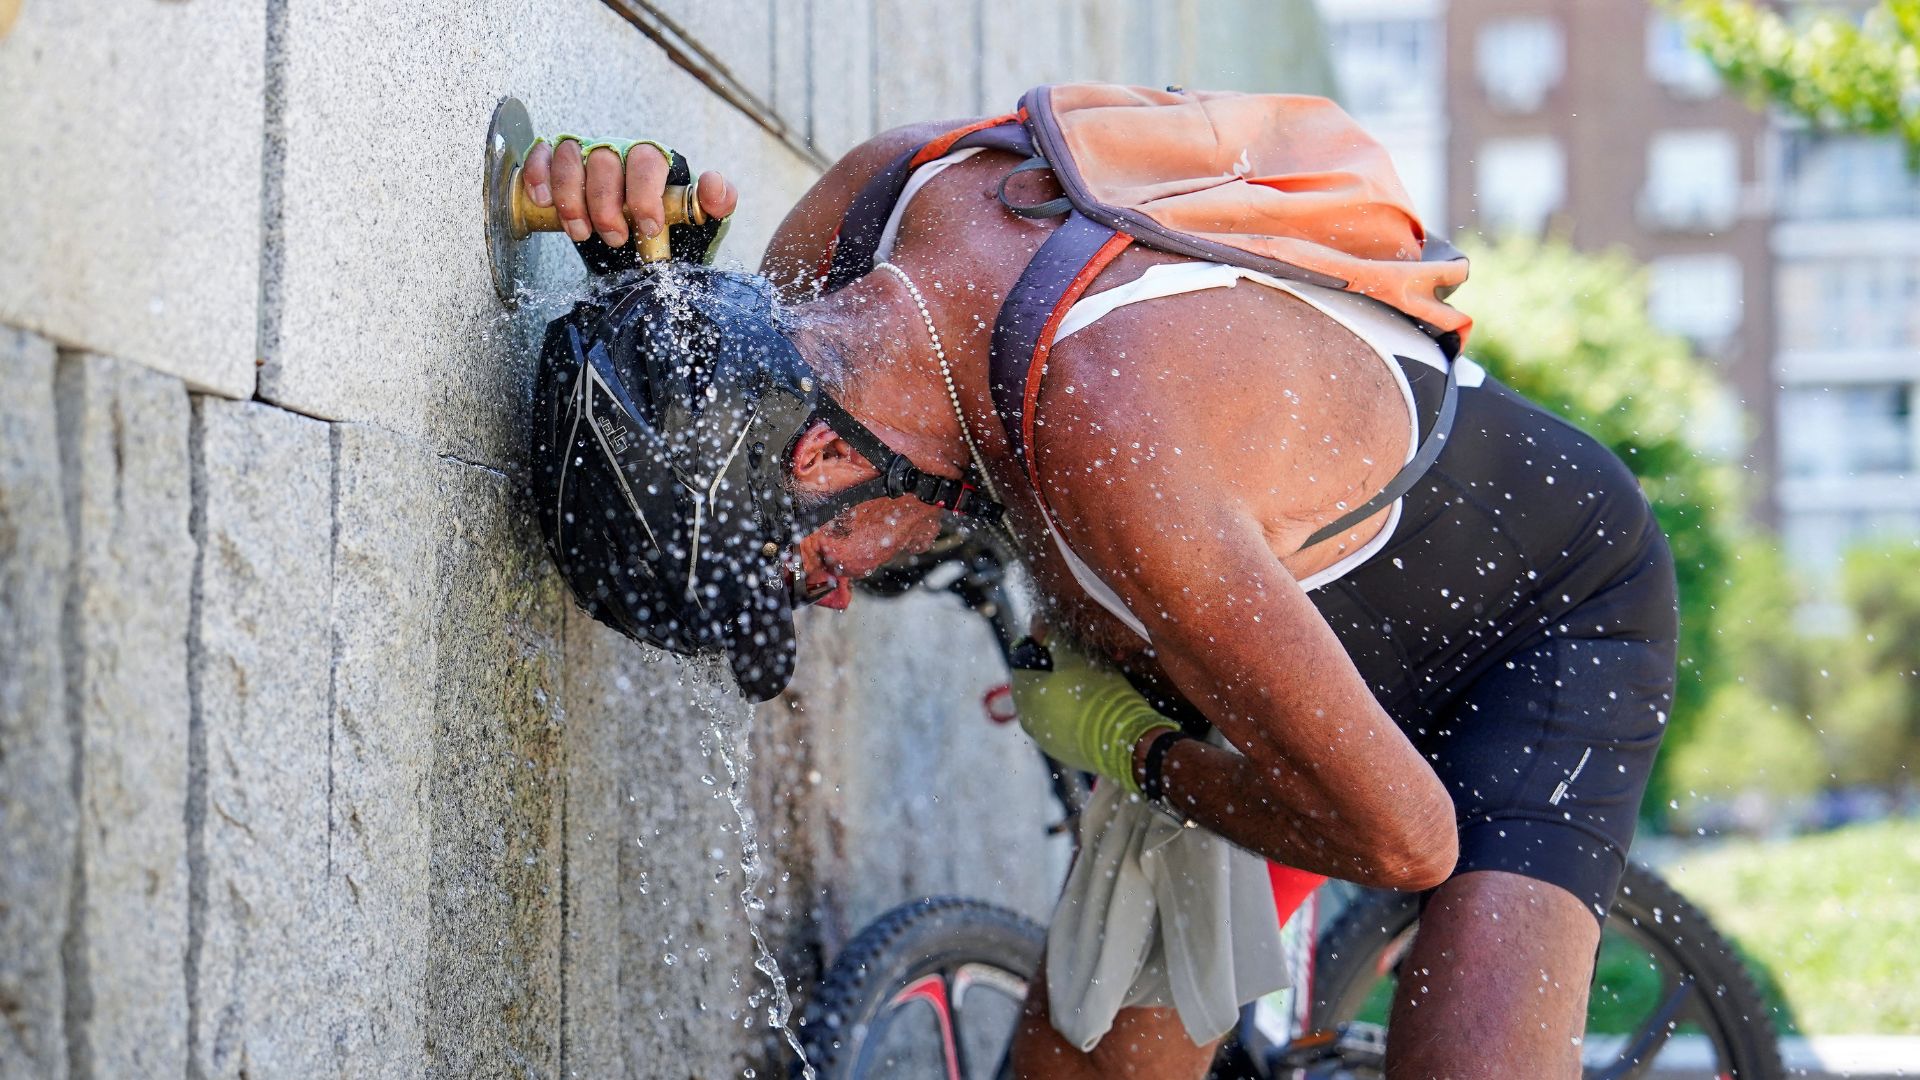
[521,137,738,249]
[1008,638,1179,795]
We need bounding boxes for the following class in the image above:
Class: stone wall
[0,1,1330,1075]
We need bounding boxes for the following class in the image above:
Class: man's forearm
[1133,734,1458,890]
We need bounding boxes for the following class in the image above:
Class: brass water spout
[509,172,706,264]
[484,96,706,305]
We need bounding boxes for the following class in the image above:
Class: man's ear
[788,420,878,494]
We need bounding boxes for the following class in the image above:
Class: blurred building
[1325,0,1780,521]
[1320,0,1450,228]
[1327,0,1920,577]
[1770,131,1920,573]
[1450,0,1777,521]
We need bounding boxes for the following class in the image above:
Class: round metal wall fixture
[484,96,536,306]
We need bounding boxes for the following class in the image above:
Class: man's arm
[1038,405,1458,890]
[1116,507,1456,888]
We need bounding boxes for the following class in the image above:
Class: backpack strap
[987,211,1132,501]
[1298,353,1458,550]
[986,212,1462,559]
[824,113,1030,293]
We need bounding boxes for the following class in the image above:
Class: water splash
[697,692,816,1080]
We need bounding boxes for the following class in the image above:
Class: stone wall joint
[182,396,210,1080]
[54,351,93,1080]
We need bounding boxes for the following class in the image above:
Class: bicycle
[794,531,1786,1080]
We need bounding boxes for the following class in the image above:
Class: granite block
[806,0,875,160]
[55,352,194,1078]
[0,328,73,1079]
[425,458,567,1079]
[558,608,630,1078]
[647,0,776,108]
[324,422,443,1074]
[615,655,764,1076]
[783,592,1067,937]
[979,0,1075,111]
[771,0,812,147]
[258,0,820,468]
[190,397,335,1078]
[0,0,266,396]
[873,0,984,128]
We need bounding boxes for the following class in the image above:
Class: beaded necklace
[873,261,1004,506]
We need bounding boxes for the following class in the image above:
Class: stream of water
[703,701,816,1080]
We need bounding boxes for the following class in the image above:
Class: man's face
[790,496,946,610]
[784,415,953,610]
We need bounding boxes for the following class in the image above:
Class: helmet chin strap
[788,391,1003,537]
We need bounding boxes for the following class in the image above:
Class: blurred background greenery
[1322,0,1920,1033]
[1341,0,1920,827]
[1466,234,1920,829]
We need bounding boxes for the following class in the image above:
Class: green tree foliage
[1666,682,1828,806]
[1459,235,1747,808]
[1669,541,1831,809]
[1672,0,1920,161]
[1673,534,1920,804]
[1832,540,1920,783]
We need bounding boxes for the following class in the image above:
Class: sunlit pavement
[1580,1034,1920,1078]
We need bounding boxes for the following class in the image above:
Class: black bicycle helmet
[531,265,999,701]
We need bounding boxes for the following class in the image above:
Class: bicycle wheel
[1306,862,1785,1079]
[799,896,1045,1080]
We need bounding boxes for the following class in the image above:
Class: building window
[1778,133,1920,219]
[1329,16,1441,119]
[1777,257,1920,351]
[1477,136,1565,234]
[1389,139,1448,234]
[1642,130,1741,230]
[1782,509,1920,582]
[1648,255,1744,347]
[1646,14,1720,99]
[1476,16,1564,112]
[1779,382,1915,480]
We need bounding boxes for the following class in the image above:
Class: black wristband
[1140,729,1189,803]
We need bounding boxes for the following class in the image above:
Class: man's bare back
[765,125,1461,888]
[768,122,1413,600]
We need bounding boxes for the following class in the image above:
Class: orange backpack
[824,83,1467,536]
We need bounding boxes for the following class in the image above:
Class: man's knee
[1417,870,1601,970]
[1386,871,1601,1079]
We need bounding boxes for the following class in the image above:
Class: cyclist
[525,89,1676,1080]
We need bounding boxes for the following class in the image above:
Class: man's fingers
[522,141,554,207]
[696,170,738,221]
[584,147,629,248]
[624,146,670,242]
[545,140,725,248]
[550,139,591,242]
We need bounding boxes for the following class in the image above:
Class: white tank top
[887,150,1487,643]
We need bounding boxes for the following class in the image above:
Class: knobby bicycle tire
[797,896,1045,1079]
[1308,862,1785,1079]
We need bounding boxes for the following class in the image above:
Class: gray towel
[1044,775,1289,1051]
